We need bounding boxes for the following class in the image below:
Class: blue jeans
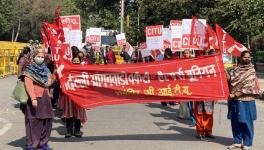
[188,101,196,125]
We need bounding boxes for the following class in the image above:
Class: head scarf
[22,49,51,87]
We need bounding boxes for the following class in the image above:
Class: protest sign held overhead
[60,15,81,30]
[116,33,127,46]
[170,20,182,51]
[146,25,164,50]
[86,28,102,52]
[181,18,207,50]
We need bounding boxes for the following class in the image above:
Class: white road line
[0,118,12,136]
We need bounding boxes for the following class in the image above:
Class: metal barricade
[0,48,21,78]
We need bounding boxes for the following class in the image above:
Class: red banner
[215,24,247,56]
[58,54,229,109]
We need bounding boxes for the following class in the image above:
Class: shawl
[22,62,51,88]
[230,63,260,95]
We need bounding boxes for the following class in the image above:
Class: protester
[20,48,56,150]
[154,49,164,61]
[58,56,87,138]
[77,51,86,63]
[193,49,215,139]
[131,48,143,63]
[120,44,131,63]
[106,47,116,64]
[226,50,260,150]
[17,46,31,78]
[160,48,177,107]
[82,44,96,64]
[102,46,109,64]
[71,46,79,58]
[178,50,192,120]
[144,55,155,62]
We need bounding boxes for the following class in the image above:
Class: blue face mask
[34,57,45,65]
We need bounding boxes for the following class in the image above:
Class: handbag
[12,80,29,104]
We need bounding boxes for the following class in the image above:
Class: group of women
[16,45,261,150]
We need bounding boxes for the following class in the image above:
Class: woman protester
[226,50,261,150]
[160,48,177,107]
[17,46,31,78]
[20,48,56,150]
[193,49,215,139]
[58,56,87,138]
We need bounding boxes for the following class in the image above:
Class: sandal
[227,144,242,149]
[242,146,251,150]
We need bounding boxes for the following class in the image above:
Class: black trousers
[66,118,81,132]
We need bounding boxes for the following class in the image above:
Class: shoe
[196,134,204,139]
[39,144,52,150]
[204,134,215,139]
[227,144,242,149]
[74,131,82,138]
[65,132,72,138]
[242,146,251,150]
[189,123,196,127]
[177,116,184,120]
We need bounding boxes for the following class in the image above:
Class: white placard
[116,33,126,46]
[170,20,183,51]
[146,25,163,50]
[69,30,82,49]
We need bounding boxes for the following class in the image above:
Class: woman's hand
[32,100,38,108]
[234,91,242,97]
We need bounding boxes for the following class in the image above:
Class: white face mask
[34,56,45,65]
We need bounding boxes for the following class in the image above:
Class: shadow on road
[8,137,25,149]
[47,132,232,147]
[144,103,193,126]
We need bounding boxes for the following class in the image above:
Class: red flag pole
[189,16,196,51]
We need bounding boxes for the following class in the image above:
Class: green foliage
[256,51,264,63]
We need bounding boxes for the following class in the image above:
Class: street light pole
[120,0,124,33]
[137,4,140,47]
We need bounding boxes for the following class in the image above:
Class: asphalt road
[0,75,263,150]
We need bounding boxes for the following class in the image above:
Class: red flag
[41,9,70,66]
[190,16,207,50]
[190,16,197,47]
[215,24,247,56]
[41,29,49,49]
[207,24,219,50]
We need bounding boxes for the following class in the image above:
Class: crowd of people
[15,42,263,150]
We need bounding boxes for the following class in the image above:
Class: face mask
[34,57,45,65]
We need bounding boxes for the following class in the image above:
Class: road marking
[0,118,12,136]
